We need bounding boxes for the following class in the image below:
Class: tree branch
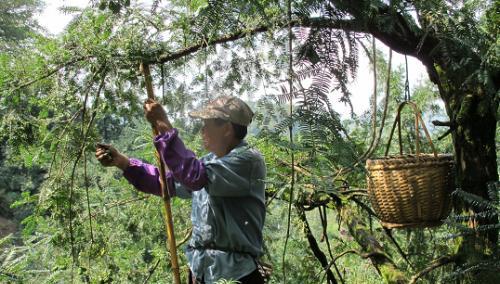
[409,255,458,284]
[432,120,454,127]
[341,206,407,282]
[141,18,365,65]
[296,205,337,284]
[437,129,452,141]
[135,2,433,70]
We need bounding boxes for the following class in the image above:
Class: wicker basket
[366,102,455,229]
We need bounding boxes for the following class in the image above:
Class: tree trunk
[435,71,499,283]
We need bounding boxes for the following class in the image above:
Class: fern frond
[453,190,499,211]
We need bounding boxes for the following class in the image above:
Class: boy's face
[201,119,231,156]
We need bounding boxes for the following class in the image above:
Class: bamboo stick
[140,63,181,284]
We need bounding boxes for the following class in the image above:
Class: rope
[205,47,209,100]
[160,63,165,101]
[404,55,411,102]
[359,46,392,161]
[402,55,415,154]
[361,36,378,159]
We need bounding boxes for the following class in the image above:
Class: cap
[189,96,254,126]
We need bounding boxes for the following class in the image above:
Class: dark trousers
[189,268,264,284]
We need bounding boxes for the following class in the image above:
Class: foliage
[0,0,42,51]
[441,183,500,282]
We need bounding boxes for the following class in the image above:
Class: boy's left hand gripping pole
[140,62,181,284]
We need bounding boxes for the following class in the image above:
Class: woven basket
[366,102,455,229]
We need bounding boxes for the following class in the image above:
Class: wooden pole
[140,62,181,284]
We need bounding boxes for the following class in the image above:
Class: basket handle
[384,101,437,157]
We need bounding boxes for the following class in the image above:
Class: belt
[187,243,256,258]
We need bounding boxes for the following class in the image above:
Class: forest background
[0,0,498,283]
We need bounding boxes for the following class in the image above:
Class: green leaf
[189,0,209,14]
[38,108,49,119]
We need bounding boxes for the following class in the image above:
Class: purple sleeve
[123,158,176,197]
[153,129,208,190]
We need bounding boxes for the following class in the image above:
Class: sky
[37,0,89,36]
[36,0,429,117]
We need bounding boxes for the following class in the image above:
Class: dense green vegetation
[0,0,498,283]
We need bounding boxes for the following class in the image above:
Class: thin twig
[11,56,90,91]
[68,67,104,275]
[83,73,106,278]
[382,227,414,269]
[47,108,84,178]
[142,258,162,284]
[84,71,106,251]
[88,196,150,219]
[319,206,345,283]
[276,158,312,176]
[333,249,359,262]
[177,227,193,248]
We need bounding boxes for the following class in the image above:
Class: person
[95,96,267,284]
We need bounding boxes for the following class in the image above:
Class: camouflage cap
[189,96,254,126]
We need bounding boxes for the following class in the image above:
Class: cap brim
[188,110,207,119]
[188,109,229,121]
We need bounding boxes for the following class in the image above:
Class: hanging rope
[160,63,166,102]
[361,37,378,159]
[282,0,295,282]
[404,55,411,102]
[205,46,209,100]
[140,63,181,284]
[359,46,393,161]
[402,55,414,153]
